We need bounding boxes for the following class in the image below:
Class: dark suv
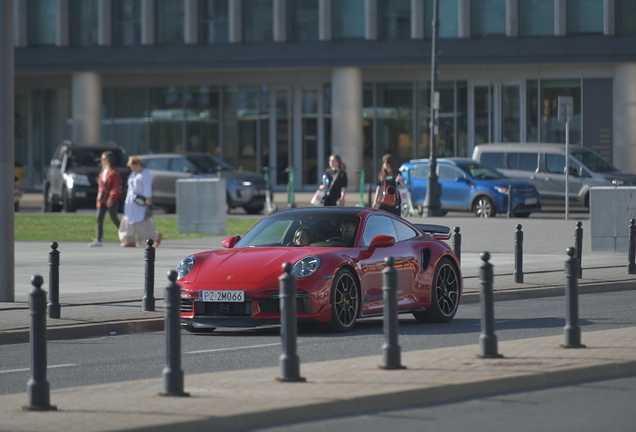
[136,153,267,214]
[43,141,129,212]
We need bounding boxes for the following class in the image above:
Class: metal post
[47,242,60,319]
[286,166,296,208]
[22,275,57,411]
[263,167,276,214]
[143,239,155,311]
[380,257,405,369]
[574,221,583,278]
[561,247,585,349]
[277,262,306,382]
[452,226,461,263]
[628,219,636,274]
[159,271,189,397]
[507,185,514,218]
[514,224,524,283]
[357,168,365,207]
[367,183,373,208]
[478,252,503,358]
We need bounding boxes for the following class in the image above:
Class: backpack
[381,179,397,207]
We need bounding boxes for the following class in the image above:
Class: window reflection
[243,0,273,42]
[378,0,410,40]
[70,0,98,47]
[28,0,57,46]
[288,0,319,42]
[112,0,141,46]
[471,0,505,38]
[156,0,184,45]
[616,0,636,35]
[333,0,365,40]
[567,0,603,35]
[199,0,229,43]
[519,0,553,36]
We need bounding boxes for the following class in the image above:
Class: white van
[472,143,636,207]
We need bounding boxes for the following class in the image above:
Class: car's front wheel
[473,196,496,218]
[413,257,460,323]
[324,268,360,332]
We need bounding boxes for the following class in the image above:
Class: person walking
[320,154,347,206]
[372,153,405,216]
[89,151,121,247]
[118,156,161,247]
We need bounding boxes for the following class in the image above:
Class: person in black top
[321,154,348,206]
[372,153,405,216]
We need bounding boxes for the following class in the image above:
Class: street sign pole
[558,96,573,221]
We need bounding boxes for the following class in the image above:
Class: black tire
[413,257,460,323]
[473,196,496,218]
[244,204,264,215]
[324,268,360,333]
[182,322,216,333]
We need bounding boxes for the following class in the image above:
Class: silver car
[135,153,268,214]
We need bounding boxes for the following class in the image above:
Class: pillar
[72,72,102,145]
[613,64,636,175]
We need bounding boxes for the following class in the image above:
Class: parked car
[472,143,636,208]
[136,153,268,214]
[43,141,129,212]
[177,207,462,333]
[400,158,542,218]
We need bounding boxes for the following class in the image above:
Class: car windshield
[571,149,618,173]
[188,155,235,173]
[68,148,128,168]
[235,210,361,248]
[457,162,506,180]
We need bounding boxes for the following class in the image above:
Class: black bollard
[574,221,583,278]
[478,252,503,359]
[513,224,523,283]
[159,271,189,397]
[277,262,306,382]
[507,185,514,218]
[143,239,156,311]
[47,242,60,319]
[452,226,461,263]
[22,275,57,411]
[628,219,636,275]
[379,257,405,370]
[561,247,586,349]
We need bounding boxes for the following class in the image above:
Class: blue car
[400,158,542,218]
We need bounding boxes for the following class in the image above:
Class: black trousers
[96,204,120,241]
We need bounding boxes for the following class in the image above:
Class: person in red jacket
[89,151,121,247]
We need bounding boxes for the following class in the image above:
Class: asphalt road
[1,290,634,396]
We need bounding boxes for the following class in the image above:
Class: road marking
[0,364,77,374]
[186,342,281,354]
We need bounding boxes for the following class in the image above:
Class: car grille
[180,297,194,314]
[258,297,311,314]
[196,301,252,316]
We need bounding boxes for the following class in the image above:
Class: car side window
[169,158,195,173]
[438,165,462,181]
[144,158,169,171]
[393,219,418,242]
[508,152,538,171]
[481,152,505,169]
[411,164,430,179]
[545,154,566,174]
[360,215,398,247]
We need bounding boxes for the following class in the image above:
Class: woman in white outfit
[119,156,162,247]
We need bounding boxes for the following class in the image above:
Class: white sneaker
[88,240,103,247]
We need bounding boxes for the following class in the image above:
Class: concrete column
[14,0,28,47]
[319,0,331,41]
[331,68,363,187]
[458,0,470,38]
[57,0,69,46]
[604,0,616,36]
[506,0,518,37]
[365,0,377,40]
[0,0,15,302]
[613,64,636,175]
[229,0,242,43]
[411,0,424,39]
[141,0,155,45]
[98,0,112,46]
[184,0,198,44]
[72,72,102,145]
[555,0,566,36]
[274,0,287,42]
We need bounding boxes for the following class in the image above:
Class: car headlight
[65,173,90,189]
[291,256,321,279]
[176,256,196,280]
[494,186,509,194]
[604,177,625,186]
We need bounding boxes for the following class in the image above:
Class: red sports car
[177,207,462,333]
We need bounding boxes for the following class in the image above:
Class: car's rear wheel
[413,257,460,323]
[473,196,495,218]
[182,322,216,333]
[244,204,264,215]
[62,187,76,213]
[324,268,359,333]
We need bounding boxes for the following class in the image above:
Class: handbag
[97,189,109,204]
[133,193,147,206]
[380,180,397,207]
[310,189,326,206]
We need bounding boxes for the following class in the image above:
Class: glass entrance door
[471,83,522,149]
[271,87,293,186]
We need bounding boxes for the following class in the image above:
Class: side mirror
[221,236,241,248]
[368,235,396,249]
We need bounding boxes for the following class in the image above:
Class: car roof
[473,143,589,151]
[62,141,125,151]
[404,157,480,165]
[136,152,215,158]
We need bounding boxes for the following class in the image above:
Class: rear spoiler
[414,224,451,240]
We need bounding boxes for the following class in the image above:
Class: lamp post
[422,0,443,217]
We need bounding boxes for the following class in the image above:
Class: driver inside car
[340,219,357,245]
[293,227,314,246]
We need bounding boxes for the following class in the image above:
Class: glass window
[27,0,57,46]
[185,86,220,156]
[545,154,566,174]
[170,157,195,172]
[481,152,505,169]
[243,0,273,43]
[456,81,468,156]
[432,0,458,38]
[392,219,417,242]
[501,85,520,142]
[301,87,319,184]
[103,88,148,155]
[508,153,539,171]
[362,84,373,179]
[143,157,169,170]
[378,0,410,40]
[616,0,636,35]
[411,164,430,179]
[148,87,184,153]
[332,0,365,40]
[375,83,413,168]
[519,0,554,36]
[199,0,229,43]
[539,79,581,144]
[288,0,319,42]
[526,80,539,142]
[471,0,505,38]
[112,0,141,46]
[223,85,265,170]
[438,165,462,181]
[156,0,184,45]
[70,0,98,47]
[567,0,603,35]
[361,215,397,247]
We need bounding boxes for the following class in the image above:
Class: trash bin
[590,186,636,252]
[176,178,226,236]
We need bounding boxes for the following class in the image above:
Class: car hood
[600,171,636,185]
[481,178,537,191]
[195,170,266,187]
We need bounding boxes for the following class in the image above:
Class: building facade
[13,0,636,192]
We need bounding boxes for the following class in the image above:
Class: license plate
[524,197,537,205]
[198,290,245,302]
